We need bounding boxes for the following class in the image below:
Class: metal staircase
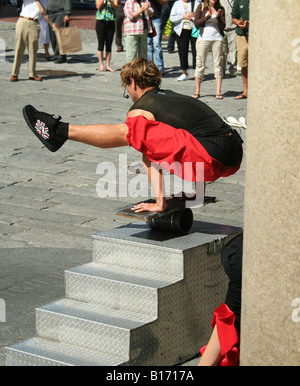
[5,221,240,366]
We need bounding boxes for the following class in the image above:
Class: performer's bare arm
[127,109,166,212]
[198,325,221,366]
[132,155,167,213]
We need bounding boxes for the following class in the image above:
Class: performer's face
[126,80,140,103]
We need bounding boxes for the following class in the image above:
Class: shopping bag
[55,25,82,55]
[48,20,82,55]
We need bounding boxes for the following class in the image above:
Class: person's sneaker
[177,73,188,81]
[22,105,66,152]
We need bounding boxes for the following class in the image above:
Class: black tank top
[129,88,231,138]
[129,89,242,166]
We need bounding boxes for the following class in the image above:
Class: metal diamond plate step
[36,298,156,358]
[92,223,185,278]
[65,262,180,317]
[5,221,241,366]
[5,337,126,366]
[92,222,235,277]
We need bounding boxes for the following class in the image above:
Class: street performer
[22,58,243,213]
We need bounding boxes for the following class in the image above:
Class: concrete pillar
[240,0,300,365]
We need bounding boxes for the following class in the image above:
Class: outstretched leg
[22,105,167,212]
[22,105,129,152]
[68,123,128,148]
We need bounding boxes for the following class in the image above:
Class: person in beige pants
[193,0,225,99]
[195,39,224,96]
[11,0,46,82]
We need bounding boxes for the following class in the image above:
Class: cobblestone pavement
[0,7,247,366]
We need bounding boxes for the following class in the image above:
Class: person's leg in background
[27,20,41,79]
[226,29,237,76]
[139,30,149,59]
[105,21,116,72]
[11,18,26,80]
[176,29,190,80]
[96,19,105,71]
[211,39,224,98]
[49,11,67,63]
[193,39,210,97]
[125,34,139,62]
[235,35,248,99]
[115,2,125,52]
[151,17,164,74]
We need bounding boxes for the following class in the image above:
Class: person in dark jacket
[45,0,71,63]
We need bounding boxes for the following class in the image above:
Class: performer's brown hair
[121,58,162,90]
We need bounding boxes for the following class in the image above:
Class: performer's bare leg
[68,123,129,148]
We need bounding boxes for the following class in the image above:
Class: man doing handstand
[23,58,243,213]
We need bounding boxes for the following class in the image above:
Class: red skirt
[126,116,241,182]
[200,303,240,366]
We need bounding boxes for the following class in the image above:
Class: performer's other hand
[131,202,165,213]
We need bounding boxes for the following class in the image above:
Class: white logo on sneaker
[35,120,49,140]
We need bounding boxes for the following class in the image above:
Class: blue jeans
[147,17,164,72]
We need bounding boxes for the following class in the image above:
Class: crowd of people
[11,0,248,367]
[10,0,249,100]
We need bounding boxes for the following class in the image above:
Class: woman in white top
[193,0,225,98]
[170,0,201,81]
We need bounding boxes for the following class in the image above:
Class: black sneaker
[22,105,66,152]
